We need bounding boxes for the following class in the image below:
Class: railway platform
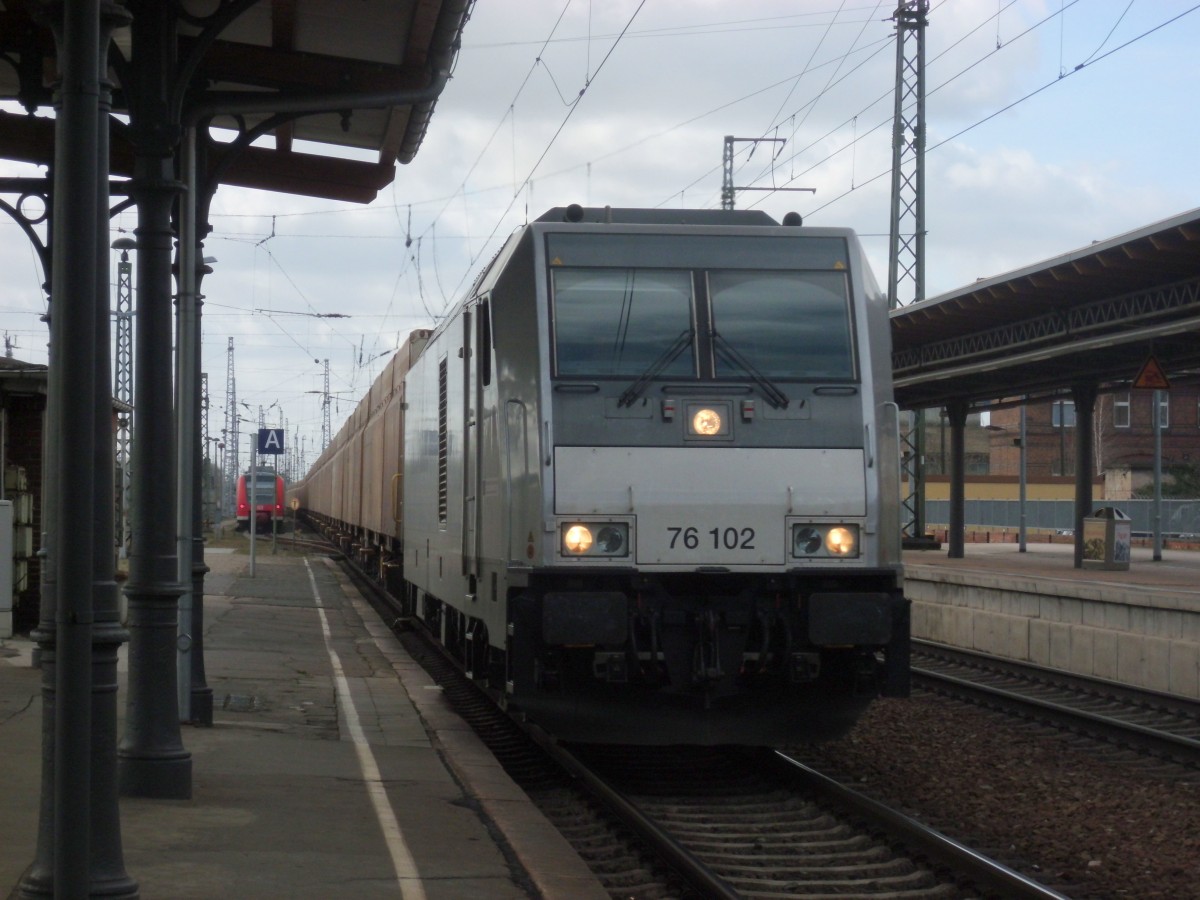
[903,540,1200,700]
[0,548,607,899]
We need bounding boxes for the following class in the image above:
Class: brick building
[987,385,1200,497]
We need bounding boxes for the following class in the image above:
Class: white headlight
[564,525,593,553]
[691,407,722,435]
[561,522,630,557]
[825,526,856,556]
[791,524,860,558]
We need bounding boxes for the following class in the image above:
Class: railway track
[324,539,1068,898]
[568,742,1068,899]
[406,617,1068,898]
[912,640,1200,770]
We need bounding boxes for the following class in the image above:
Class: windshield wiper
[617,329,693,408]
[711,331,789,409]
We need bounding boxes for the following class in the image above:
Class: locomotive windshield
[551,269,695,378]
[550,265,855,382]
[708,271,854,379]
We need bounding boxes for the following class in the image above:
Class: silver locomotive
[295,205,909,745]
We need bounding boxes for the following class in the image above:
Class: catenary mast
[223,337,238,516]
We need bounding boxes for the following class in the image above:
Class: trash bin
[1082,507,1131,570]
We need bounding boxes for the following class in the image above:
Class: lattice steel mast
[320,358,331,452]
[201,371,210,524]
[113,237,135,557]
[887,1,930,543]
[223,337,238,515]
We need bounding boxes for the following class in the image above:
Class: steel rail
[525,732,743,900]
[769,751,1070,900]
[913,665,1200,759]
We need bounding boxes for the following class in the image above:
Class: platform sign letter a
[258,428,285,454]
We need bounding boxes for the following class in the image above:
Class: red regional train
[236,469,285,532]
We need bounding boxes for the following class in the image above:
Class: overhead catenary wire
[738,0,1190,217]
[439,0,649,308]
[793,2,1200,221]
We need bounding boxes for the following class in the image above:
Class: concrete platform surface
[904,540,1200,599]
[1,548,607,899]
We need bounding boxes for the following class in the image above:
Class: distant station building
[986,386,1200,498]
[0,356,133,636]
[0,357,47,634]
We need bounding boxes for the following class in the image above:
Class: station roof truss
[891,207,1200,412]
[0,0,473,203]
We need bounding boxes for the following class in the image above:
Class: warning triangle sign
[1133,355,1170,390]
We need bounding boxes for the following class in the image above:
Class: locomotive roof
[535,206,780,227]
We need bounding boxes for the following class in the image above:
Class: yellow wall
[916,477,1100,502]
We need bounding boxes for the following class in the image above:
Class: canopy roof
[0,0,473,202]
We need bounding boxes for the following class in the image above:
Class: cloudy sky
[1,0,1197,475]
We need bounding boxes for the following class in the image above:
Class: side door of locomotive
[462,299,490,585]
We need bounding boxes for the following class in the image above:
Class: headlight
[561,522,630,557]
[564,525,593,553]
[792,523,859,558]
[685,402,730,438]
[825,526,856,556]
[691,407,722,435]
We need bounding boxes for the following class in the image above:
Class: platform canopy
[0,0,473,202]
[891,207,1200,411]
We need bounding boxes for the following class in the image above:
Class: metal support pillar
[189,262,214,724]
[20,2,137,897]
[1018,404,1028,552]
[175,127,197,723]
[1071,382,1098,569]
[179,125,214,725]
[118,0,191,799]
[946,400,968,559]
[1153,389,1163,562]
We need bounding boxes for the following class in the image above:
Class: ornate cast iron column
[117,0,192,800]
[19,1,138,897]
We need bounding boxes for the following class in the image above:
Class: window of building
[1113,393,1130,428]
[1052,400,1075,428]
